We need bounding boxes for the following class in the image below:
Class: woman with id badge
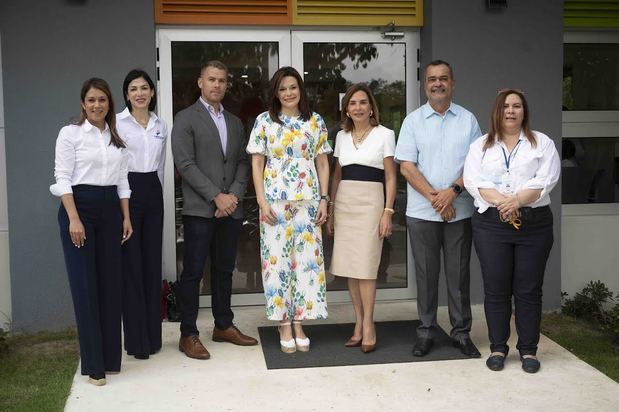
[117,69,168,360]
[463,89,560,374]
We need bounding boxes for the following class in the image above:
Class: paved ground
[65,302,619,411]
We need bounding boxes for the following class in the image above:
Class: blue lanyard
[501,140,522,173]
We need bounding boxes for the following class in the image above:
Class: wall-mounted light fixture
[486,0,508,9]
[382,21,405,40]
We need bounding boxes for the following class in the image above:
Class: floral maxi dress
[247,111,332,321]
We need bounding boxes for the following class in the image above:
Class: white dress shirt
[463,130,561,213]
[50,120,131,198]
[116,108,168,185]
[333,124,396,170]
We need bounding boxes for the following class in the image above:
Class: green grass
[0,329,79,412]
[542,312,619,382]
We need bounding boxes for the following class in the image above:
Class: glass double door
[158,28,419,306]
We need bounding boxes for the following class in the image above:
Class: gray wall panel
[1,0,156,332]
[421,0,564,309]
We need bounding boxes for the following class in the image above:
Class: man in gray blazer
[172,60,257,360]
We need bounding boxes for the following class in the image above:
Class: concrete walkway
[65,302,619,411]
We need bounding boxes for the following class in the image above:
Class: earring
[346,112,351,118]
[370,110,373,117]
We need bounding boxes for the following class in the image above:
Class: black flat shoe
[486,353,507,371]
[453,337,482,358]
[134,353,149,360]
[520,355,541,373]
[412,337,433,357]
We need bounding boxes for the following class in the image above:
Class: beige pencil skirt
[329,180,384,279]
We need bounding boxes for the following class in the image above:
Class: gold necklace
[352,126,372,148]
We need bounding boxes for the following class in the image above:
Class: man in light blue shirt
[395,60,482,358]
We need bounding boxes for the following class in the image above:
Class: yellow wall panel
[293,0,422,27]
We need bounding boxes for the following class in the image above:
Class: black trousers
[122,172,163,356]
[178,215,242,336]
[472,206,554,356]
[58,185,122,375]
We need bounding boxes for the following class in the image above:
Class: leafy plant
[606,304,619,345]
[0,327,8,354]
[562,280,614,322]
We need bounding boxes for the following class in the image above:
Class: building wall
[562,207,619,297]
[0,0,157,332]
[421,0,564,309]
[0,33,11,329]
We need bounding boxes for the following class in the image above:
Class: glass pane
[302,42,408,291]
[172,41,278,296]
[562,138,619,204]
[563,43,619,111]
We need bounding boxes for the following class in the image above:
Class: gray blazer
[171,99,249,219]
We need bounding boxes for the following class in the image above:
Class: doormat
[258,320,477,369]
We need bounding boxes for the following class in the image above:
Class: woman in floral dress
[247,66,331,353]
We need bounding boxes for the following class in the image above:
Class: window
[562,137,619,204]
[563,43,619,111]
[562,32,619,205]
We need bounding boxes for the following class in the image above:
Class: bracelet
[328,201,334,206]
[384,207,395,214]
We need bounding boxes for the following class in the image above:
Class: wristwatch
[451,184,462,196]
[320,195,330,202]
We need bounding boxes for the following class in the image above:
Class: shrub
[562,280,614,322]
[606,304,619,345]
[0,327,8,354]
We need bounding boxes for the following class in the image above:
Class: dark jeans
[58,185,122,375]
[472,206,554,356]
[122,172,163,356]
[178,215,242,336]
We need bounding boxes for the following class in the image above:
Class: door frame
[157,27,420,307]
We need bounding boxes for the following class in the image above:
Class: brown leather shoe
[179,335,211,360]
[212,325,258,346]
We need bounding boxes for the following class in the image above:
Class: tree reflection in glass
[303,42,409,291]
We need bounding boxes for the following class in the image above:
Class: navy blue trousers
[122,172,163,357]
[472,206,554,356]
[58,185,122,375]
[178,215,242,336]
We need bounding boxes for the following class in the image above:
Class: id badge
[501,172,514,193]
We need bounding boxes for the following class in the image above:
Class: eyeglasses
[497,88,525,95]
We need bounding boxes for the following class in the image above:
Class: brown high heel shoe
[361,341,376,353]
[344,337,362,347]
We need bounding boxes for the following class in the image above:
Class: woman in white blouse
[326,84,397,353]
[463,89,560,374]
[117,69,167,360]
[51,78,133,386]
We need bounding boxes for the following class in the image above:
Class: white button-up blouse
[116,108,167,185]
[463,130,561,213]
[333,124,396,170]
[50,120,131,199]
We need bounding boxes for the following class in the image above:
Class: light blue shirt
[395,102,482,222]
[200,97,228,154]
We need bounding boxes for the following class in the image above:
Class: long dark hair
[78,78,125,148]
[484,88,536,151]
[340,83,380,132]
[268,66,310,124]
[122,69,157,112]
